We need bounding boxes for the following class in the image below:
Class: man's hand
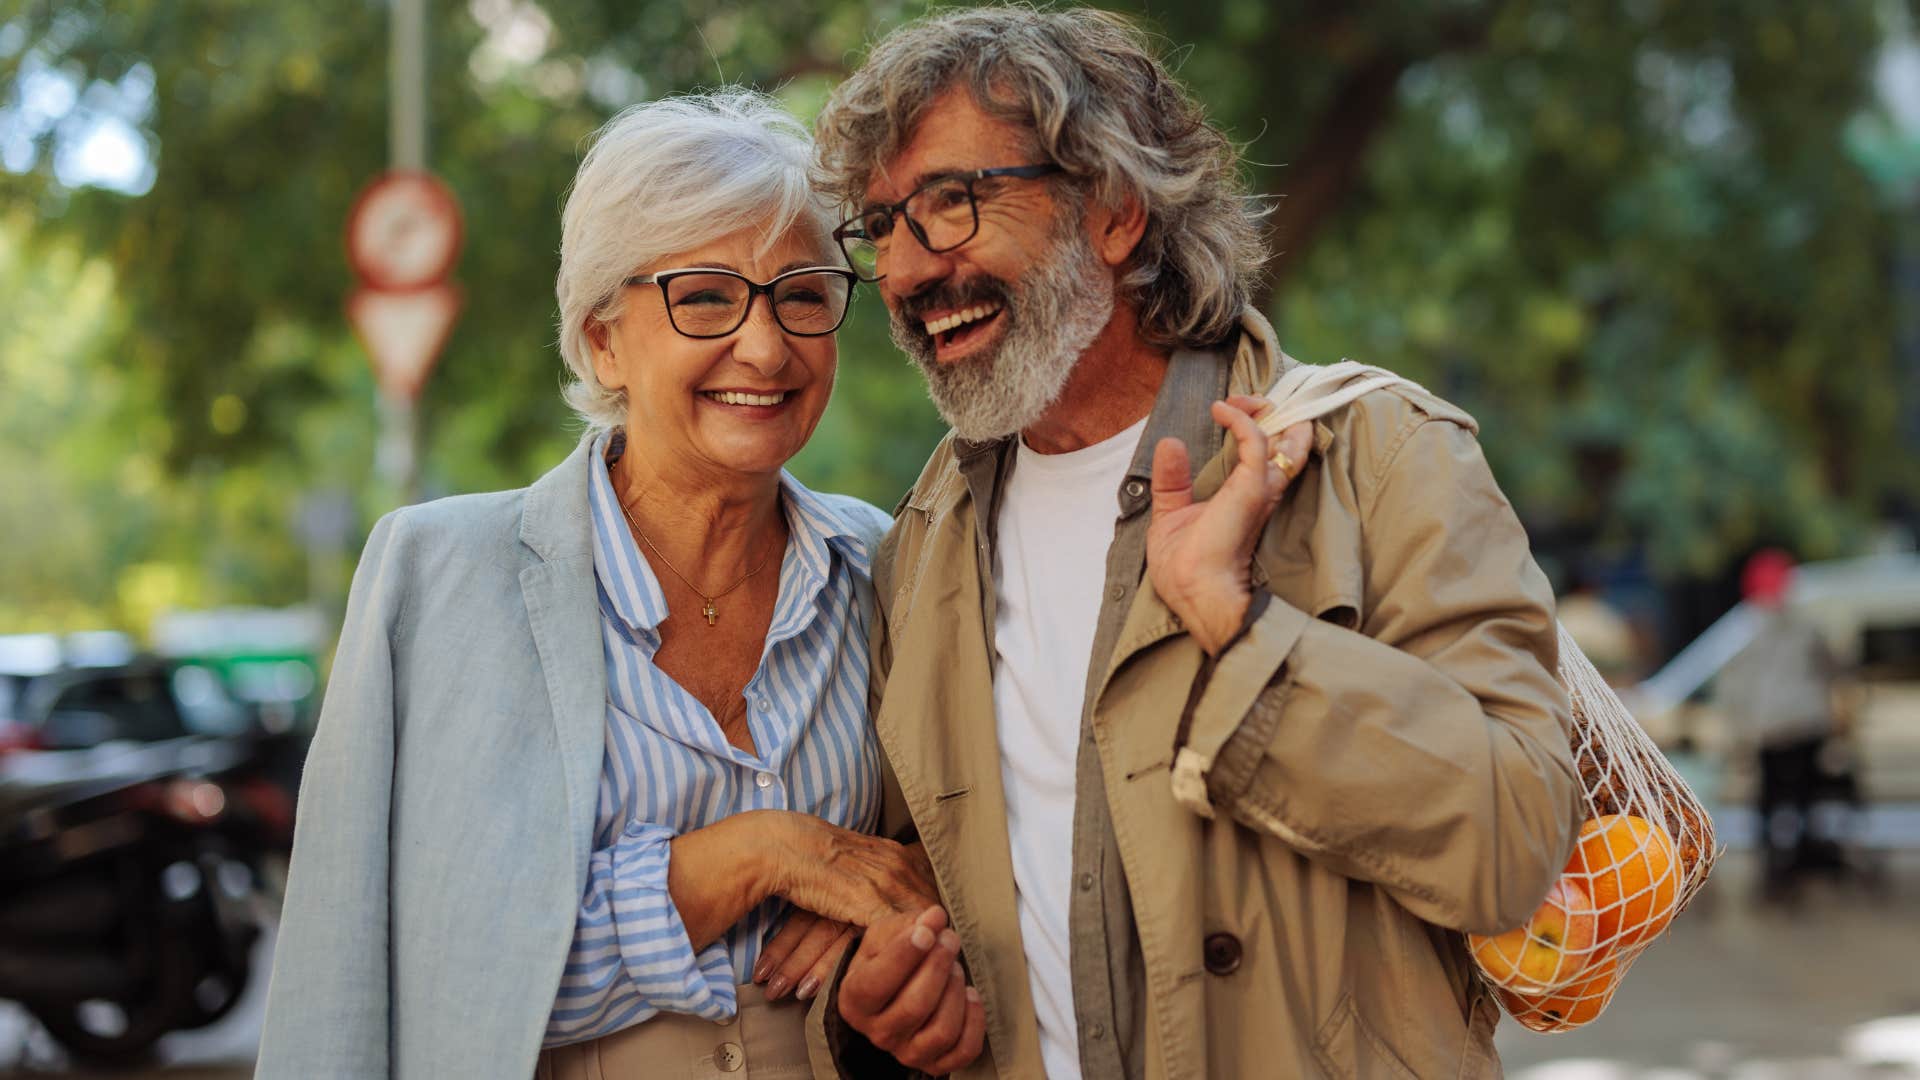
[839,906,986,1076]
[1148,398,1312,655]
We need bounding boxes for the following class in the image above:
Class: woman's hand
[752,910,855,1001]
[1147,398,1312,655]
[753,837,939,1001]
[765,815,940,930]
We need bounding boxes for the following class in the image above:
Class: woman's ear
[586,316,626,392]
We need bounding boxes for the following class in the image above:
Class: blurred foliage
[1,0,1917,634]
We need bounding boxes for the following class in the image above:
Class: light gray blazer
[255,436,887,1079]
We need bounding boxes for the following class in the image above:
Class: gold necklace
[614,492,776,627]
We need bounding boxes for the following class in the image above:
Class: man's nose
[880,229,953,307]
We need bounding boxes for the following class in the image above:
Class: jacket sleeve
[543,823,738,1042]
[255,511,408,1079]
[1184,416,1581,936]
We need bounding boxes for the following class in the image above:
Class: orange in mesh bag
[1252,363,1719,1031]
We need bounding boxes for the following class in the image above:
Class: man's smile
[926,305,1007,361]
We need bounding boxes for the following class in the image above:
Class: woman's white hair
[556,88,836,431]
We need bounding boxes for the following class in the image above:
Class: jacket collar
[520,431,599,564]
[516,432,610,883]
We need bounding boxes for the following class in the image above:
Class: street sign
[345,171,463,291]
[344,169,463,405]
[346,283,462,402]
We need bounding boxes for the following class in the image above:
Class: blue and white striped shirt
[543,432,885,1046]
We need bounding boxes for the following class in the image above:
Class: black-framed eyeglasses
[832,163,1065,282]
[623,265,857,339]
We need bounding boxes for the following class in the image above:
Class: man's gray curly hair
[813,5,1266,350]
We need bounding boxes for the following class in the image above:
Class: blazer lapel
[518,436,609,876]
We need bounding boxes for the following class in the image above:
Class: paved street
[2,847,1915,1078]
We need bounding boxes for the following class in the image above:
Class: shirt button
[1088,1022,1107,1041]
[1108,583,1125,601]
[755,694,770,710]
[1078,872,1096,892]
[715,1041,745,1071]
[755,772,775,790]
[1124,479,1145,499]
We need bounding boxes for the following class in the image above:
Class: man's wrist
[1187,589,1252,656]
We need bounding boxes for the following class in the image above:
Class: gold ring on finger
[1273,450,1294,477]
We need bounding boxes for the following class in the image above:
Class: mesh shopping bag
[1254,364,1719,1032]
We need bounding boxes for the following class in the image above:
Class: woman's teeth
[704,390,787,406]
[923,304,1001,337]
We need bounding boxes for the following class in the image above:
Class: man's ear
[1090,193,1148,268]
[586,316,626,392]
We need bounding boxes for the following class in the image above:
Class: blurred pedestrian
[1715,548,1843,899]
[256,90,946,1080]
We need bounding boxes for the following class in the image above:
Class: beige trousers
[536,985,813,1080]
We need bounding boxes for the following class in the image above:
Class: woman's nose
[728,296,792,375]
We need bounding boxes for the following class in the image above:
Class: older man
[808,8,1580,1078]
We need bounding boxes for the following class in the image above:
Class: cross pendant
[702,598,717,626]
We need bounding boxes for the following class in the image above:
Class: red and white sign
[345,171,464,290]
[345,170,464,400]
[347,284,463,402]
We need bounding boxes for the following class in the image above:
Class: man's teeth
[923,304,1002,338]
[705,390,787,406]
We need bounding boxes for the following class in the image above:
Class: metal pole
[382,0,427,502]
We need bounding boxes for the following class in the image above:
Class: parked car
[0,633,300,1063]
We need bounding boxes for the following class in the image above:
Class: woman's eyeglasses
[624,265,857,339]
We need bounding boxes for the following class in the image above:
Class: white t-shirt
[990,416,1146,1080]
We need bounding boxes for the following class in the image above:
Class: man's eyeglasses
[833,164,1065,282]
[623,265,857,339]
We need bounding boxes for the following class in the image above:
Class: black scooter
[0,736,280,1065]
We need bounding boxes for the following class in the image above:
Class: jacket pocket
[1311,994,1419,1080]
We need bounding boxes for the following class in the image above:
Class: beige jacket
[829,311,1580,1079]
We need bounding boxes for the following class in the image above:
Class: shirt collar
[587,430,867,639]
[588,431,669,637]
[1125,344,1236,482]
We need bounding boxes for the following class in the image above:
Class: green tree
[3,0,1914,631]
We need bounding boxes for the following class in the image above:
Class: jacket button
[1203,932,1242,976]
[716,1041,744,1072]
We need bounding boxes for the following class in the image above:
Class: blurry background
[2,0,1919,1076]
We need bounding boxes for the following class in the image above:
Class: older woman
[255,91,946,1080]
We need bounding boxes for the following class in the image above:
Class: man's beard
[888,225,1115,442]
